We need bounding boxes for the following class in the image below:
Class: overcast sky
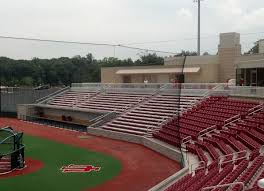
[0,0,263,60]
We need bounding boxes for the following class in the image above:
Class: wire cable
[122,31,264,45]
[0,35,178,55]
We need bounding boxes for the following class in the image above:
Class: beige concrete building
[101,32,264,86]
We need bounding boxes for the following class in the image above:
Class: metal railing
[260,145,264,155]
[248,103,264,115]
[36,86,70,104]
[71,83,229,96]
[224,114,241,126]
[190,161,206,176]
[218,150,249,171]
[230,86,264,98]
[89,112,117,128]
[198,125,217,138]
[181,136,192,145]
[201,182,245,191]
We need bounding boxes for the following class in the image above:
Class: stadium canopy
[116,67,200,75]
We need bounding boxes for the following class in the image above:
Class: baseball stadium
[1,66,264,191]
[1,1,264,191]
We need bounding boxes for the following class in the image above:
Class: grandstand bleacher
[18,83,264,191]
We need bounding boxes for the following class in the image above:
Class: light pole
[194,0,203,56]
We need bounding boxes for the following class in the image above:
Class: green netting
[0,130,13,142]
[0,135,15,156]
[0,127,23,156]
[15,133,23,150]
[0,127,25,171]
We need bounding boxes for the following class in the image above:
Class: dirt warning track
[0,118,181,191]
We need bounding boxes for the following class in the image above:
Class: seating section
[102,95,201,136]
[248,170,264,191]
[153,96,259,146]
[49,90,98,107]
[49,90,151,113]
[161,97,264,191]
[166,156,264,191]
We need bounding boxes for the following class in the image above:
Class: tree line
[0,53,164,87]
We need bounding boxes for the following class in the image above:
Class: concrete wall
[17,104,36,119]
[236,54,264,68]
[185,63,219,83]
[101,65,181,83]
[218,32,242,82]
[101,62,219,83]
[258,39,264,54]
[101,67,123,83]
[39,107,100,123]
[165,55,219,66]
[17,104,104,126]
[87,128,184,163]
[0,88,60,113]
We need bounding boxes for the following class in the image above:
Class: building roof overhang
[236,59,264,69]
[116,67,200,75]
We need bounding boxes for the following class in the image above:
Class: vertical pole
[113,46,116,58]
[198,0,201,56]
[0,88,1,117]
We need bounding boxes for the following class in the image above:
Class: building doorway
[123,75,131,83]
[236,68,264,87]
[250,69,257,86]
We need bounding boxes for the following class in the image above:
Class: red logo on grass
[60,164,101,173]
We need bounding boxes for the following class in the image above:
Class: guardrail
[37,83,264,99]
[72,83,222,89]
[248,103,264,115]
[201,182,245,191]
[260,145,264,155]
[89,112,117,128]
[181,136,192,145]
[218,150,249,171]
[224,114,241,126]
[229,86,264,98]
[198,125,217,138]
[190,161,206,176]
[36,86,70,103]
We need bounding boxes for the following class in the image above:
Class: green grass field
[0,135,122,191]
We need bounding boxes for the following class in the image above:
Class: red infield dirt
[0,118,181,191]
[0,158,44,179]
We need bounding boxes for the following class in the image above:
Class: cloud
[177,8,193,18]
[239,8,264,30]
[0,0,263,59]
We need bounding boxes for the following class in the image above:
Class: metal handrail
[224,114,240,125]
[181,136,192,145]
[198,125,217,138]
[201,182,245,191]
[248,103,264,115]
[90,111,114,123]
[218,150,249,170]
[36,86,70,103]
[260,145,264,155]
[190,161,206,175]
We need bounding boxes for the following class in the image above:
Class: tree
[21,77,34,86]
[174,50,198,57]
[136,53,164,66]
[245,43,259,55]
[0,52,166,86]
